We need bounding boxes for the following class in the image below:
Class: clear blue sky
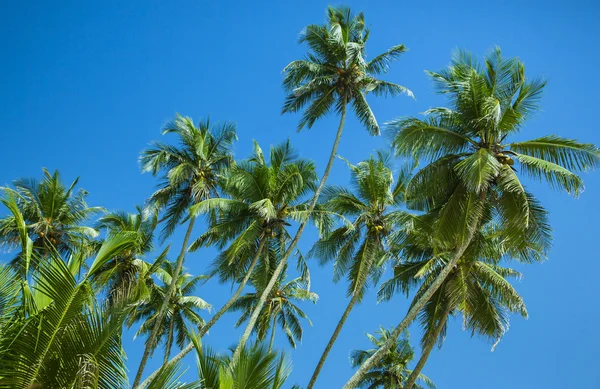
[1,1,599,388]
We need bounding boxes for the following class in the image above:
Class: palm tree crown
[230,257,318,350]
[282,6,412,133]
[381,218,529,347]
[0,168,102,263]
[140,114,237,240]
[93,206,159,303]
[313,153,410,298]
[389,48,599,251]
[378,217,530,389]
[131,261,211,363]
[191,140,326,283]
[350,328,435,389]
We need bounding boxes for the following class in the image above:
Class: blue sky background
[1,1,599,388]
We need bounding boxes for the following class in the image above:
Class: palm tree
[93,206,159,304]
[196,342,292,389]
[197,142,324,348]
[236,5,412,370]
[380,220,530,389]
[306,154,411,389]
[0,168,102,269]
[350,328,435,389]
[344,48,599,388]
[137,140,324,388]
[229,256,318,352]
[135,114,236,386]
[131,261,211,365]
[0,231,139,388]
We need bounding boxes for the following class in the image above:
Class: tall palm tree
[350,328,435,389]
[135,114,236,386]
[137,140,324,388]
[131,261,211,365]
[0,168,103,269]
[306,154,411,389]
[229,256,318,352]
[236,5,412,369]
[380,220,530,389]
[93,206,159,304]
[344,48,599,388]
[197,142,324,349]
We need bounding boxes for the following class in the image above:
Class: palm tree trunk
[163,315,175,365]
[343,235,474,389]
[403,307,451,389]
[231,99,348,364]
[132,217,196,388]
[135,235,267,389]
[307,289,361,389]
[268,316,277,352]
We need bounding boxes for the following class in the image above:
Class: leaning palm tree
[235,5,412,369]
[136,140,324,388]
[344,48,599,388]
[380,220,530,389]
[0,168,102,269]
[350,328,435,389]
[93,206,159,304]
[305,154,411,389]
[135,114,236,386]
[131,261,211,365]
[230,256,318,352]
[195,142,323,347]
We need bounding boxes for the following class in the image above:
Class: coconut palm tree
[0,168,102,270]
[229,255,318,352]
[196,342,292,389]
[93,206,159,304]
[131,261,211,365]
[137,140,325,388]
[306,154,412,389]
[232,5,413,370]
[344,48,599,388]
[0,231,138,388]
[135,114,236,386]
[238,7,412,366]
[350,328,435,389]
[380,220,530,389]
[190,142,323,346]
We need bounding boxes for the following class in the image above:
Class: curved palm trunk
[231,100,348,364]
[343,237,473,389]
[403,307,451,389]
[268,316,277,352]
[307,289,361,389]
[163,314,176,365]
[135,236,267,389]
[133,217,196,388]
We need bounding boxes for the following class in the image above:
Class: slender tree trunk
[231,100,348,364]
[268,316,277,352]
[403,307,451,389]
[135,235,267,389]
[163,315,175,365]
[132,217,196,388]
[306,290,361,389]
[343,236,474,389]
